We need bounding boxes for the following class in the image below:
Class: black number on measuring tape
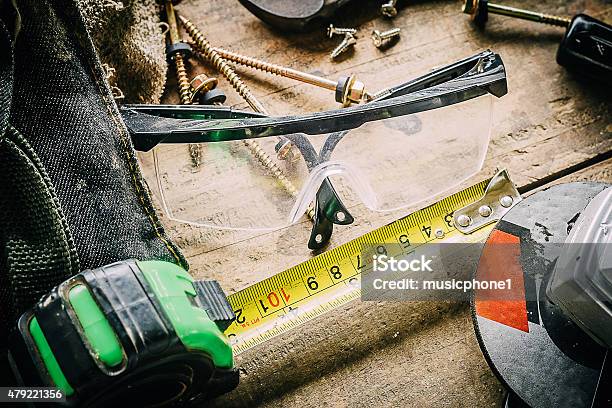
[355,254,364,270]
[235,308,245,324]
[444,212,454,228]
[330,265,342,280]
[421,225,432,238]
[398,234,410,249]
[258,299,269,313]
[307,276,319,291]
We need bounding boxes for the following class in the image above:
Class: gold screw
[327,24,357,38]
[173,55,192,105]
[165,2,191,105]
[380,0,398,17]
[177,14,315,220]
[211,47,368,106]
[371,28,401,48]
[330,33,357,59]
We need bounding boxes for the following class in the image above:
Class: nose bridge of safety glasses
[286,162,356,250]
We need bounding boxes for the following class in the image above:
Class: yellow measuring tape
[225,179,495,354]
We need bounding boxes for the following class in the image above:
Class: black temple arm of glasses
[375,50,507,100]
[121,106,265,151]
[122,50,507,151]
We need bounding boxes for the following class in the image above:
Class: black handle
[557,14,612,86]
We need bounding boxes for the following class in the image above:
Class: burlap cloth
[78,0,166,103]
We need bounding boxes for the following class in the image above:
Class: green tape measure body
[9,260,237,406]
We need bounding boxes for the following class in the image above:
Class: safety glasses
[122,50,507,248]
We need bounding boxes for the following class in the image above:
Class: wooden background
[154,0,611,406]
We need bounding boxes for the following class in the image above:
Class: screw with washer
[381,0,398,18]
[211,47,369,106]
[327,24,357,38]
[462,0,571,28]
[371,28,401,48]
[164,1,192,105]
[189,73,218,103]
[331,33,357,59]
[190,74,227,105]
[163,1,203,166]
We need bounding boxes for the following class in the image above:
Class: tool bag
[0,0,186,376]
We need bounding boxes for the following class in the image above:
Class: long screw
[463,0,571,28]
[178,14,315,220]
[164,1,201,166]
[165,2,191,104]
[211,47,369,106]
[173,55,192,104]
[371,28,401,48]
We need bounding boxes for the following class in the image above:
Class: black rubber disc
[471,182,610,408]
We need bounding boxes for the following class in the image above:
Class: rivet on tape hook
[453,169,522,234]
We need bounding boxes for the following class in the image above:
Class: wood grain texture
[154,0,611,406]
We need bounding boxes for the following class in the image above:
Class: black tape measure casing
[8,259,237,406]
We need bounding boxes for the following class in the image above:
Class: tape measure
[8,260,239,406]
[225,173,518,354]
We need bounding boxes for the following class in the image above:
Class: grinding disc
[471,182,610,408]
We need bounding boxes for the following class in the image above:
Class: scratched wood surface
[153,0,612,406]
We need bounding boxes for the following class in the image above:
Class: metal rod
[213,47,338,92]
[165,2,182,44]
[487,2,571,27]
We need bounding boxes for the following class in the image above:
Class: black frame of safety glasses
[122,50,507,250]
[122,50,506,152]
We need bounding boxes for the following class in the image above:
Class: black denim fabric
[0,0,187,347]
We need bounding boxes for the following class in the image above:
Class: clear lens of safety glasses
[329,95,493,211]
[126,50,507,232]
[148,136,314,230]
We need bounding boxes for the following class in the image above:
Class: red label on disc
[475,229,529,332]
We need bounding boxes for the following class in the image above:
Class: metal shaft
[487,2,570,27]
[213,47,338,92]
[165,2,182,44]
